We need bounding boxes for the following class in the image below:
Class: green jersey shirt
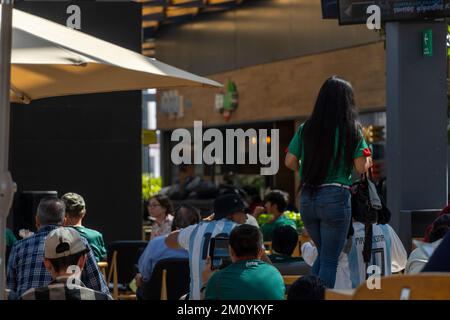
[288,123,370,186]
[261,215,297,242]
[205,259,285,300]
[72,226,107,262]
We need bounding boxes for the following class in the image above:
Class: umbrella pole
[0,0,16,300]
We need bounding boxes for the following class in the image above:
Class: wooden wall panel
[157,42,386,130]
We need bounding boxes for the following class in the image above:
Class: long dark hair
[301,76,360,191]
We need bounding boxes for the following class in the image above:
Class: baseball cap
[61,193,86,212]
[44,227,88,259]
[214,193,246,220]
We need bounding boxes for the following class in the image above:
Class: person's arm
[137,241,154,282]
[165,230,181,249]
[353,128,373,174]
[166,224,197,250]
[285,124,303,172]
[81,242,111,296]
[201,257,218,300]
[354,156,373,174]
[285,153,299,172]
[252,206,265,219]
[387,225,408,273]
[406,257,428,274]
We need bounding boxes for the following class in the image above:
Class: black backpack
[350,169,391,263]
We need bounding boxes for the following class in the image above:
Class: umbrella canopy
[10,9,220,103]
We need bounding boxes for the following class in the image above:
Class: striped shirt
[7,225,110,297]
[21,277,112,300]
[178,218,238,300]
[347,222,407,288]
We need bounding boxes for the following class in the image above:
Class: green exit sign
[423,29,433,57]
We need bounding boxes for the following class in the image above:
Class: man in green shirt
[62,193,107,262]
[252,190,297,241]
[203,224,285,300]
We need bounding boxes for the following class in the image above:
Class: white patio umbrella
[0,4,221,298]
[10,9,220,103]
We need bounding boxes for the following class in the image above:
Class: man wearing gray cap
[21,227,112,300]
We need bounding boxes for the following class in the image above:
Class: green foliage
[448,25,450,57]
[285,211,304,231]
[257,211,304,232]
[257,213,272,226]
[142,174,162,201]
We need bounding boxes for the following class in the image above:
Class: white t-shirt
[177,218,238,300]
[301,242,352,289]
[245,214,260,228]
[301,222,407,289]
[405,239,442,274]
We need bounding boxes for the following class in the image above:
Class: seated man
[62,193,107,262]
[165,193,253,300]
[406,214,450,274]
[269,225,310,275]
[202,224,285,300]
[7,198,109,297]
[135,204,201,298]
[21,227,112,300]
[252,190,297,241]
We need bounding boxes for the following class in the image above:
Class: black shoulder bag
[350,168,391,263]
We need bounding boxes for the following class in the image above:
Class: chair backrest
[264,241,272,254]
[273,260,311,276]
[282,275,302,286]
[142,258,190,300]
[353,273,450,300]
[106,240,148,286]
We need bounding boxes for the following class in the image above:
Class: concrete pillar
[386,21,448,251]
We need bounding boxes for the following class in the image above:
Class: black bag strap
[362,222,373,264]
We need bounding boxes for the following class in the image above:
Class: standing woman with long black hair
[285,76,372,288]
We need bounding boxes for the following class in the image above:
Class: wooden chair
[106,241,147,300]
[142,225,152,241]
[107,251,137,300]
[325,289,355,300]
[160,270,168,300]
[282,275,302,286]
[291,235,306,257]
[98,261,108,281]
[107,251,119,299]
[326,273,450,300]
[352,273,450,300]
[141,258,190,300]
[264,241,272,254]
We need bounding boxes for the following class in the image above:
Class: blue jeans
[300,186,351,288]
